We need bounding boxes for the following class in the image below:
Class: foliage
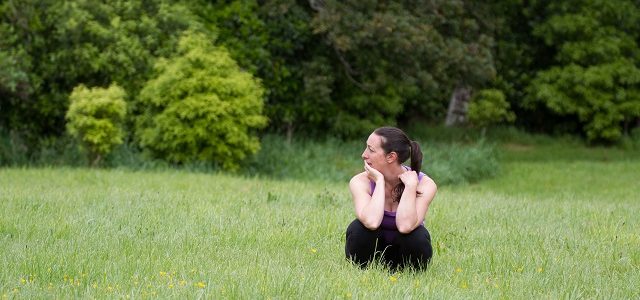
[309,0,496,135]
[3,0,640,159]
[467,89,515,129]
[66,84,127,166]
[135,31,267,170]
[197,0,329,137]
[204,0,496,138]
[526,0,640,142]
[0,0,200,140]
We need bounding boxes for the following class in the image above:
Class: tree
[206,0,496,138]
[0,0,199,142]
[66,84,126,166]
[196,0,323,139]
[135,31,267,170]
[526,0,640,142]
[311,0,495,133]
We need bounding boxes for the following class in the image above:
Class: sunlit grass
[1,157,639,298]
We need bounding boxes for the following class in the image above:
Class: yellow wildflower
[537,267,544,273]
[389,276,398,283]
[159,271,167,277]
[196,281,206,289]
[310,248,317,253]
[20,278,26,284]
[455,267,462,273]
[179,280,187,286]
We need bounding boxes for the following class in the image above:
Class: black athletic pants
[345,219,433,271]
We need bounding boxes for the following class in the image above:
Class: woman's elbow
[397,222,417,234]
[358,216,382,230]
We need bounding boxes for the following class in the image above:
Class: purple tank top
[369,166,425,244]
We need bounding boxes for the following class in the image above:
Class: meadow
[1,136,639,298]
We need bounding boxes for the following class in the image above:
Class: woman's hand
[364,161,384,183]
[398,170,419,188]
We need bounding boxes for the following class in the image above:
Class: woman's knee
[396,226,433,257]
[345,219,381,260]
[398,225,431,242]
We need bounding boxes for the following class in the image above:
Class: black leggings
[345,219,433,271]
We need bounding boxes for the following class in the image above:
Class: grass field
[1,144,639,298]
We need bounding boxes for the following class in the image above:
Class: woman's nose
[361,151,367,159]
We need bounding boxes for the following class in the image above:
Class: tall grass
[245,134,499,185]
[0,131,500,186]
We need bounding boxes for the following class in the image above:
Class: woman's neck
[382,164,405,187]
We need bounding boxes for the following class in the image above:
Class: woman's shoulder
[417,173,437,193]
[349,171,369,185]
[349,172,371,190]
[349,172,372,196]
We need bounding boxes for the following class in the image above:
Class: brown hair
[374,126,423,202]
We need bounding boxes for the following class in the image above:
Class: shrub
[65,84,127,166]
[467,89,515,131]
[136,31,267,170]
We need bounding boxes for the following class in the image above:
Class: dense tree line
[1,0,639,168]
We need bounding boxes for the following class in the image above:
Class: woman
[345,126,437,270]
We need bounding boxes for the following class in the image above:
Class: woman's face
[361,133,387,169]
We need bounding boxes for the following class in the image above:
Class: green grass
[1,147,639,298]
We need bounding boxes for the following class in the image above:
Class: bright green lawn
[1,157,639,298]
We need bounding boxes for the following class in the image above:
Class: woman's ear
[386,151,398,164]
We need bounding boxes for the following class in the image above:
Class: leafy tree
[484,0,553,131]
[205,0,496,138]
[0,0,199,141]
[526,0,640,142]
[312,0,495,132]
[135,31,267,170]
[66,84,126,166]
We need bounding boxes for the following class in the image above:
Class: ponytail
[410,140,423,174]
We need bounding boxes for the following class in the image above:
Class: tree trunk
[286,121,294,145]
[90,153,102,168]
[445,86,472,127]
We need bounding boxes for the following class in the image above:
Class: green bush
[468,89,515,130]
[66,84,127,166]
[136,31,267,170]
